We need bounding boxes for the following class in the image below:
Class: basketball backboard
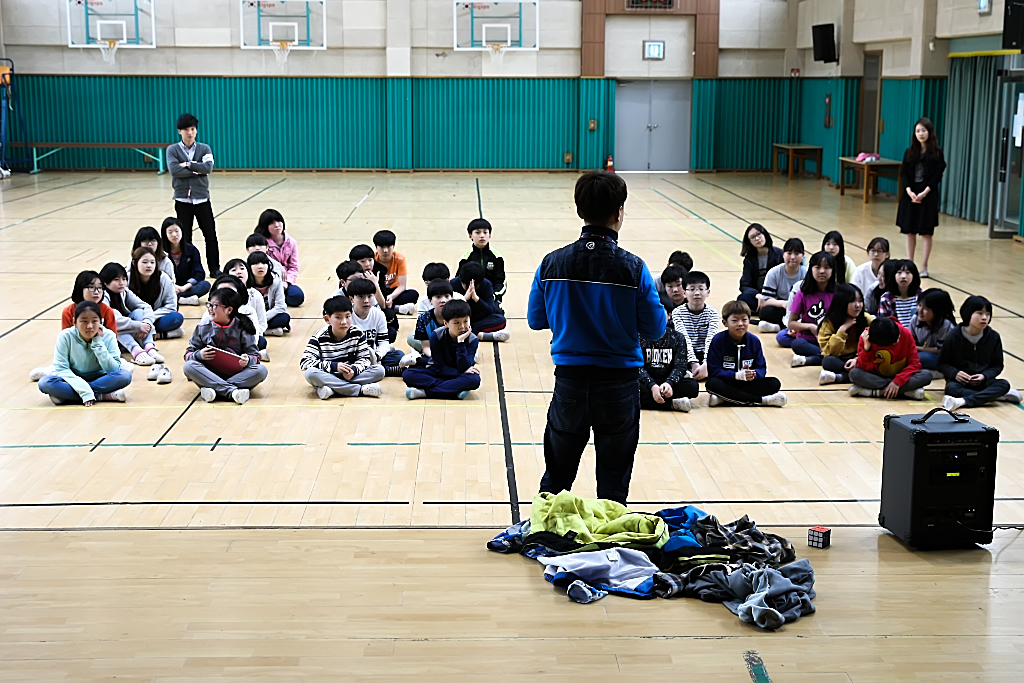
[453,1,540,53]
[66,0,156,63]
[240,0,327,51]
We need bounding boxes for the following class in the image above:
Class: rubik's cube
[808,526,831,548]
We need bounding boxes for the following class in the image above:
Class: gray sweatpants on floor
[849,368,932,395]
[183,359,268,397]
[304,365,385,397]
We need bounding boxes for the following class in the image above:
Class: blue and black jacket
[527,225,666,377]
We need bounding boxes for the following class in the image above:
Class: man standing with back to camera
[527,171,666,504]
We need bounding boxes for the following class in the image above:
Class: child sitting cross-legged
[817,283,873,385]
[910,288,956,373]
[639,325,699,413]
[300,295,383,400]
[705,300,787,407]
[848,316,931,400]
[459,218,506,303]
[659,265,687,315]
[671,270,718,381]
[403,299,481,400]
[788,251,836,368]
[939,295,1021,411]
[183,287,267,405]
[346,277,404,376]
[757,237,805,333]
[451,261,509,342]
[410,280,454,356]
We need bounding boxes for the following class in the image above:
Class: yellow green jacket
[530,491,669,548]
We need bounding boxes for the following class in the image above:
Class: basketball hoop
[99,39,120,65]
[271,40,293,70]
[486,42,507,67]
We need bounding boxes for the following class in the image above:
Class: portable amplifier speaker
[812,24,838,63]
[1004,0,1024,50]
[880,408,998,550]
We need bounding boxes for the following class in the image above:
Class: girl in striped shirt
[878,259,921,329]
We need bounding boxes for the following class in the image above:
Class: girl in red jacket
[848,316,932,400]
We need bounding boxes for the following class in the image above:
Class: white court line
[344,186,374,223]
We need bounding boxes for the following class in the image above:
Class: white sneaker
[317,385,334,400]
[906,387,926,400]
[475,351,482,364]
[397,303,416,315]
[943,395,967,412]
[29,365,52,382]
[758,321,781,333]
[259,348,271,362]
[848,385,874,398]
[399,352,419,369]
[200,387,217,403]
[997,388,1022,403]
[133,351,155,366]
[707,393,723,407]
[491,330,511,342]
[157,367,172,384]
[179,295,200,306]
[762,392,788,407]
[147,363,164,381]
[99,389,126,402]
[360,383,382,398]
[265,327,285,337]
[818,370,837,385]
[406,388,427,400]
[671,397,691,412]
[791,354,807,367]
[164,328,184,339]
[920,270,930,278]
[146,349,165,364]
[231,388,250,405]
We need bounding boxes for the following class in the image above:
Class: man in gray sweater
[167,113,221,277]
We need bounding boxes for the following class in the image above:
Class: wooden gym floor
[0,171,1022,680]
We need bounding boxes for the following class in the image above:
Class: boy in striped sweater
[300,296,383,400]
[671,271,718,381]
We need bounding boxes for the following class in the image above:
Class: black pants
[539,377,640,505]
[706,376,781,405]
[822,354,853,383]
[175,200,220,274]
[759,305,786,325]
[944,377,1011,407]
[639,377,700,410]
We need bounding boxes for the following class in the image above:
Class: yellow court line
[634,194,742,269]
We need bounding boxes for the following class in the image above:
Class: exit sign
[643,40,665,60]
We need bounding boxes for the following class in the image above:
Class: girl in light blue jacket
[38,302,133,405]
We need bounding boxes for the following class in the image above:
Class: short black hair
[867,236,890,254]
[869,316,900,347]
[668,250,693,271]
[323,295,353,316]
[683,270,711,289]
[349,244,374,261]
[372,230,397,247]
[467,218,492,234]
[427,280,454,299]
[782,237,805,254]
[959,295,993,324]
[422,262,451,282]
[661,265,686,287]
[336,260,362,282]
[457,260,486,285]
[176,113,198,130]
[574,171,627,226]
[246,233,268,249]
[345,277,377,297]
[442,299,472,321]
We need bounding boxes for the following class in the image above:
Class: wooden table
[772,143,823,180]
[839,156,903,204]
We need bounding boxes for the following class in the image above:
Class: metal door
[990,76,1024,238]
[614,80,652,171]
[614,80,691,171]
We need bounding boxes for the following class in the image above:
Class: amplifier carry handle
[910,407,970,425]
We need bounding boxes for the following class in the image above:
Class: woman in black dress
[896,117,946,278]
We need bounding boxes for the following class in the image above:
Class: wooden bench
[11,142,169,174]
[772,143,823,180]
[838,156,902,205]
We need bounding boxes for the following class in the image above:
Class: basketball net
[99,39,120,65]
[487,42,507,67]
[272,40,293,70]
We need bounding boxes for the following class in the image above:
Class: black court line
[210,437,222,451]
[494,342,521,525]
[0,500,410,509]
[0,188,128,232]
[214,178,287,218]
[88,438,105,453]
[0,297,70,341]
[476,177,483,217]
[152,394,201,447]
[0,177,97,204]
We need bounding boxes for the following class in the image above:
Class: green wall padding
[17,75,615,172]
[691,79,717,170]
[797,78,861,183]
[878,78,947,193]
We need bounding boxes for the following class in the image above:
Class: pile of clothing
[487,491,816,630]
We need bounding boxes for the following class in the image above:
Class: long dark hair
[223,258,255,288]
[822,230,848,284]
[160,216,190,253]
[918,288,956,332]
[70,270,103,304]
[872,259,898,308]
[907,117,940,164]
[799,251,837,295]
[209,287,256,336]
[212,273,249,298]
[246,251,276,286]
[99,262,130,316]
[824,283,868,333]
[255,208,286,240]
[740,223,772,258]
[128,247,163,306]
[132,226,165,262]
[887,259,921,298]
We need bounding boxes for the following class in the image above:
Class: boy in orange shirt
[372,230,419,315]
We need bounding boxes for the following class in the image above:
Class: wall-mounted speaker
[812,24,838,63]
[1004,0,1024,50]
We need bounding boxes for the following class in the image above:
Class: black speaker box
[880,409,998,550]
[1004,0,1024,50]
[812,24,838,63]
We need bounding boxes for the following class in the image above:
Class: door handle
[646,124,653,130]
[1000,127,1009,183]
[652,124,659,129]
